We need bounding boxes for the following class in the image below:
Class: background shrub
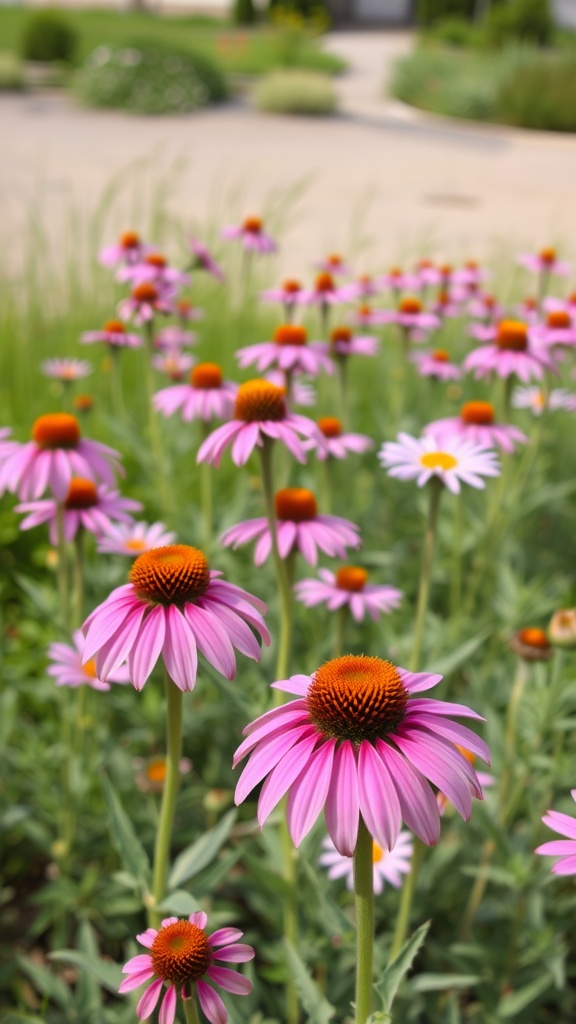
[21,9,77,63]
[232,0,257,26]
[0,51,25,89]
[496,50,576,128]
[484,0,553,47]
[253,68,336,113]
[416,0,475,28]
[74,41,227,115]
[269,0,330,18]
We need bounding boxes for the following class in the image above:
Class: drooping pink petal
[163,605,198,692]
[376,740,440,846]
[404,714,490,764]
[206,966,253,995]
[325,740,359,857]
[197,980,228,1024]
[392,729,474,820]
[235,725,317,804]
[212,944,254,963]
[257,731,320,825]
[358,741,401,851]
[209,928,243,948]
[119,969,156,994]
[94,604,148,680]
[123,954,154,974]
[128,605,166,690]
[286,739,337,845]
[159,984,177,1024]
[136,978,164,1018]
[185,603,236,679]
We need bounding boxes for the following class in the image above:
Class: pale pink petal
[197,980,228,1024]
[235,725,317,804]
[212,944,254,963]
[119,969,156,994]
[136,978,164,1018]
[206,967,253,995]
[286,739,337,845]
[128,606,166,691]
[163,606,198,692]
[136,928,158,948]
[358,741,401,851]
[209,928,243,948]
[189,911,208,929]
[257,732,320,825]
[376,740,440,846]
[123,955,154,974]
[325,740,359,857]
[185,603,236,679]
[159,985,177,1024]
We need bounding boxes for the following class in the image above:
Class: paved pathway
[3,31,576,280]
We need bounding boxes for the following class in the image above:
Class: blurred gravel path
[3,30,576,277]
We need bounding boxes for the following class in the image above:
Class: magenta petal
[398,669,443,693]
[235,725,317,803]
[542,810,576,839]
[136,928,158,948]
[209,928,243,948]
[119,968,156,993]
[123,954,154,974]
[212,944,254,963]
[325,740,359,857]
[189,911,208,929]
[536,840,576,856]
[257,731,320,825]
[197,980,228,1024]
[136,978,163,1016]
[128,605,166,691]
[358,741,401,851]
[376,741,440,846]
[234,706,310,764]
[159,984,177,1024]
[551,855,576,875]
[286,739,337,846]
[185,603,236,679]
[95,604,147,680]
[404,713,490,764]
[163,605,198,692]
[207,966,253,995]
[393,729,473,820]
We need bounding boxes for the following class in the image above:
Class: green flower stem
[150,672,183,928]
[323,455,335,515]
[55,503,69,632]
[258,439,294,688]
[110,347,125,420]
[450,492,463,624]
[183,994,201,1024]
[200,420,214,551]
[334,604,349,658]
[336,354,349,428]
[72,528,85,628]
[390,837,424,961]
[354,817,375,1024]
[280,809,299,1024]
[143,320,170,516]
[499,658,529,820]
[409,478,443,672]
[458,837,496,942]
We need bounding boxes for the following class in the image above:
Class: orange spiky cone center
[145,253,166,268]
[234,379,286,422]
[130,545,210,606]
[318,416,342,439]
[151,921,212,985]
[399,297,421,315]
[274,325,307,347]
[331,326,352,344]
[104,320,126,334]
[191,363,223,390]
[433,349,449,362]
[306,655,409,742]
[316,272,335,293]
[540,247,556,264]
[518,627,549,649]
[546,310,571,329]
[243,216,262,234]
[335,566,368,592]
[64,478,98,509]
[496,320,528,352]
[283,279,301,294]
[275,487,317,522]
[32,413,80,450]
[461,401,494,426]
[120,231,140,249]
[133,282,158,303]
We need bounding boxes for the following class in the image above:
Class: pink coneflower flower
[0,429,20,490]
[0,414,123,502]
[463,320,555,383]
[197,379,319,467]
[48,629,130,691]
[17,478,141,544]
[187,237,225,281]
[315,253,351,277]
[378,432,500,494]
[82,544,269,692]
[299,272,342,308]
[349,304,390,328]
[424,401,527,454]
[119,911,254,1024]
[514,296,541,324]
[467,293,503,323]
[382,267,417,293]
[430,289,460,319]
[155,363,237,423]
[118,282,175,326]
[536,791,576,875]
[537,309,576,348]
[339,274,385,303]
[260,279,304,318]
[176,299,204,324]
[379,297,440,335]
[234,654,489,853]
[133,754,192,793]
[411,348,461,381]
[236,325,334,377]
[437,745,494,816]
[319,831,413,893]
[97,520,177,556]
[118,252,189,289]
[221,216,276,253]
[452,260,488,292]
[305,417,374,461]
[265,371,316,407]
[329,326,379,358]
[152,352,196,382]
[295,565,402,621]
[512,385,576,416]
[99,230,153,267]
[220,487,361,567]
[81,319,142,349]
[73,394,95,416]
[543,292,576,318]
[41,358,92,382]
[517,247,571,277]
[154,326,198,351]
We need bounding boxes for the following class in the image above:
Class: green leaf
[16,954,73,1010]
[158,889,200,916]
[168,809,236,889]
[430,630,491,678]
[283,940,336,1024]
[49,949,123,996]
[410,973,481,993]
[193,848,242,897]
[496,974,552,1017]
[75,920,104,1015]
[101,774,151,885]
[375,920,430,1013]
[0,1015,47,1024]
[300,859,355,938]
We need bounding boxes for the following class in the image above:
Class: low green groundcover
[74,40,227,115]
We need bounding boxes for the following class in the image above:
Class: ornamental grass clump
[253,68,337,115]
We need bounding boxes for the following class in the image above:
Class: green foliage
[269,0,330,19]
[253,68,337,114]
[74,40,227,115]
[21,9,77,64]
[0,50,25,89]
[232,0,257,26]
[427,14,480,46]
[416,0,474,28]
[391,47,501,120]
[497,50,576,129]
[484,0,553,47]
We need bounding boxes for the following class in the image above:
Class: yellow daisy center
[420,451,458,471]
